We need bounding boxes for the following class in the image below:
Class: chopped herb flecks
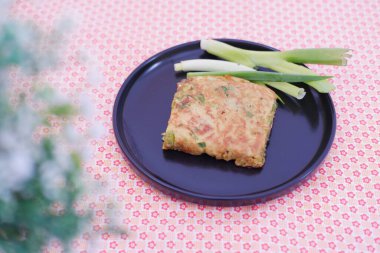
[246,111,253,118]
[221,85,232,97]
[197,94,205,104]
[190,131,198,140]
[197,142,206,148]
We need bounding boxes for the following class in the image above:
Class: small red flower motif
[147,241,156,249]
[109,241,118,249]
[325,226,333,234]
[188,211,196,218]
[206,212,214,219]
[355,236,363,243]
[224,226,232,233]
[196,233,204,240]
[139,232,147,240]
[309,240,317,248]
[166,241,175,248]
[149,225,157,231]
[270,220,278,227]
[180,203,187,210]
[224,213,232,219]
[169,211,177,218]
[177,233,185,240]
[186,241,194,249]
[261,243,270,251]
[102,233,110,240]
[234,234,242,241]
[271,236,279,243]
[261,227,269,234]
[281,245,289,252]
[128,241,137,249]
[224,242,232,250]
[307,224,314,232]
[252,218,260,224]
[205,241,213,249]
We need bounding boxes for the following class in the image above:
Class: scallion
[200,39,350,93]
[279,48,352,65]
[175,59,306,100]
[175,59,253,72]
[187,71,332,83]
[264,82,305,99]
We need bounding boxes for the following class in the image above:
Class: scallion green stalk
[279,48,351,65]
[187,71,331,83]
[200,39,350,93]
[265,82,305,99]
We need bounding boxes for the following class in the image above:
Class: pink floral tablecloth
[12,0,379,252]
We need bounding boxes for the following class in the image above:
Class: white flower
[0,147,34,200]
[15,105,39,138]
[0,0,11,26]
[87,65,104,87]
[79,94,94,118]
[89,123,106,139]
[52,139,71,171]
[63,125,81,144]
[0,129,18,150]
[39,161,66,200]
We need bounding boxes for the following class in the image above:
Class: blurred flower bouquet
[0,7,88,253]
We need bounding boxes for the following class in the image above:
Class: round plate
[113,39,336,206]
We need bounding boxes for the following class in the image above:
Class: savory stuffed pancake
[162,76,277,168]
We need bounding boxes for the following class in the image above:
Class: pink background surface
[11,0,380,252]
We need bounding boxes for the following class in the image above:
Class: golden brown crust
[162,76,277,168]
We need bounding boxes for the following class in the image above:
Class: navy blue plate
[113,39,336,206]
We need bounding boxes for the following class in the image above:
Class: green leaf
[70,152,81,169]
[48,104,76,116]
[42,138,54,160]
[47,211,81,243]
